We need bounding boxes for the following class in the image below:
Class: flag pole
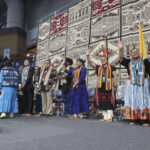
[139,22,147,59]
[104,32,108,61]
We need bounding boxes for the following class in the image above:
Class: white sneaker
[9,113,14,118]
[78,114,83,119]
[0,113,7,119]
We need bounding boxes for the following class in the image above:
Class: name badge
[107,78,110,82]
[102,77,105,81]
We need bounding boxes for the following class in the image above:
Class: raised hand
[86,49,91,56]
[62,58,66,64]
[116,41,123,49]
[38,63,42,68]
[52,87,55,92]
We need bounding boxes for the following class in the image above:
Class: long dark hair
[4,59,13,67]
[77,58,85,66]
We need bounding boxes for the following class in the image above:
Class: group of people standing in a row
[0,41,150,126]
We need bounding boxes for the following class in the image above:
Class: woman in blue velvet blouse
[65,58,89,119]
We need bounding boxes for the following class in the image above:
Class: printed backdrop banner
[92,0,120,18]
[36,0,150,85]
[88,37,128,88]
[89,38,119,66]
[38,20,50,42]
[67,20,90,50]
[66,45,88,67]
[122,0,138,6]
[49,52,65,71]
[122,0,150,36]
[36,52,65,72]
[36,38,49,61]
[122,30,150,58]
[90,8,120,43]
[49,30,67,55]
[68,0,91,27]
[50,11,68,36]
[36,59,47,68]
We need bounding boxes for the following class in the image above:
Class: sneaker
[142,123,150,127]
[9,113,14,118]
[71,115,76,119]
[0,113,7,119]
[78,114,83,119]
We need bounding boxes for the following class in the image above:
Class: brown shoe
[23,113,32,116]
[71,115,76,119]
[76,115,82,119]
[107,119,112,122]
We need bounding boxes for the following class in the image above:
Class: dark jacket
[59,67,73,92]
[21,66,34,88]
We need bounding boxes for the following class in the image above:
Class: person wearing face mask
[117,41,150,126]
[64,58,89,119]
[86,49,117,122]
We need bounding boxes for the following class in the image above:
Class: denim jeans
[34,94,42,113]
[62,90,70,115]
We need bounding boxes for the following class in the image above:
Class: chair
[88,88,96,114]
[114,85,125,120]
[52,90,64,116]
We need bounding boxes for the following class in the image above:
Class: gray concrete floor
[0,115,150,150]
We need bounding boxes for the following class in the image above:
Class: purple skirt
[69,83,89,114]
